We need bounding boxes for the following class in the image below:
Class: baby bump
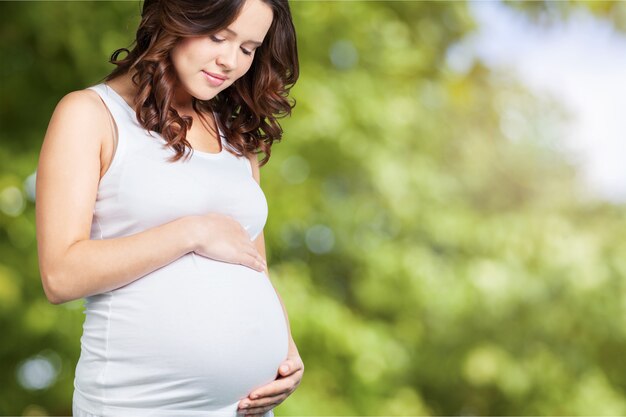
[101,254,289,409]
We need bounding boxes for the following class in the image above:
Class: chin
[180,80,220,102]
[192,89,220,101]
[195,93,218,101]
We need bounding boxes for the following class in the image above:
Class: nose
[216,45,237,72]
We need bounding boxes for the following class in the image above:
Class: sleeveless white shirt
[72,83,288,417]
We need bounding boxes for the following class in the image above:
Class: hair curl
[102,0,299,165]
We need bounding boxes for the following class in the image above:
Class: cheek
[237,59,255,78]
[172,41,209,72]
[171,49,192,75]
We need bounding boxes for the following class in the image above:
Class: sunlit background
[465,1,626,204]
[1,1,625,415]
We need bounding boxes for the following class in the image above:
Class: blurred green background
[1,1,626,415]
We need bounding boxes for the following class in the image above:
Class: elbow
[40,271,66,305]
[43,285,61,305]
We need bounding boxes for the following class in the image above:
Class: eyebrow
[223,27,263,46]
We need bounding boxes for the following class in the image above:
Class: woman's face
[170,0,273,102]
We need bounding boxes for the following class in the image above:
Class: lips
[202,71,228,87]
[203,71,228,81]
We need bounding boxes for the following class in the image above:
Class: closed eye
[211,35,254,56]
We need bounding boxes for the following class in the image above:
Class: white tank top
[72,83,288,417]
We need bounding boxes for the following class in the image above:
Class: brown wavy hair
[101,0,299,165]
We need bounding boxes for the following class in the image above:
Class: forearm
[252,229,297,349]
[277,291,298,351]
[263,266,297,349]
[46,216,196,304]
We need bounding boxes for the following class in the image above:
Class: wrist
[179,216,200,254]
[288,336,298,352]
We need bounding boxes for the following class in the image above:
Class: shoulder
[55,88,108,119]
[42,88,112,161]
[55,88,105,112]
[50,88,110,134]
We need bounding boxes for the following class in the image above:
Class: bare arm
[236,154,303,414]
[44,219,197,304]
[254,230,295,347]
[37,90,265,305]
[36,90,198,304]
[247,154,297,349]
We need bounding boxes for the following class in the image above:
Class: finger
[278,360,299,376]
[249,250,267,270]
[240,404,281,416]
[249,249,267,268]
[237,253,264,271]
[239,392,285,411]
[243,404,278,416]
[248,376,296,400]
[248,252,266,272]
[281,356,305,376]
[241,243,266,266]
[241,403,278,417]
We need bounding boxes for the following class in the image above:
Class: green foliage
[1,1,625,415]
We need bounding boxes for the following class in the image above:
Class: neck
[117,70,197,116]
[172,85,194,114]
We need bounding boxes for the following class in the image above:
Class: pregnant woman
[35,0,303,415]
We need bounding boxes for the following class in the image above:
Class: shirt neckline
[102,82,226,159]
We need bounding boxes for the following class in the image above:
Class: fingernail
[251,393,259,399]
[240,402,249,408]
[280,365,289,372]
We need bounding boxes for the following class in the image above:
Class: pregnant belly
[85,253,289,411]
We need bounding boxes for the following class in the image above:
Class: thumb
[279,361,291,375]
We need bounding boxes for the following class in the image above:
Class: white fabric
[72,83,286,417]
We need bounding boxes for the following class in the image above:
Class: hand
[237,342,304,416]
[188,214,266,272]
